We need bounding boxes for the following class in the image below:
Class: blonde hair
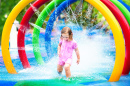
[61,27,73,40]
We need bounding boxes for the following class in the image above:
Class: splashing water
[29,22,43,31]
[13,30,115,81]
[86,3,93,19]
[29,3,40,17]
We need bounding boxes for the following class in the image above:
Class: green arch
[32,0,65,65]
[110,0,130,25]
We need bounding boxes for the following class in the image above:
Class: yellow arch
[85,0,125,81]
[1,0,34,74]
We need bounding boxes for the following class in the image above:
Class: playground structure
[1,0,130,82]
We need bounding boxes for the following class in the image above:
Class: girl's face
[61,33,69,41]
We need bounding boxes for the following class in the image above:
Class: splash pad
[1,0,130,85]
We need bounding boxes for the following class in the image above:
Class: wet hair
[61,27,73,40]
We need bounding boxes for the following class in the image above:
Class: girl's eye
[61,35,69,38]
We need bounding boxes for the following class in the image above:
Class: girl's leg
[64,63,71,78]
[57,64,63,74]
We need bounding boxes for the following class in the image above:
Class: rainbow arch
[1,0,130,82]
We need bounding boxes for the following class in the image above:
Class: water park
[0,0,130,85]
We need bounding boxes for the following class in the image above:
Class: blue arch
[45,0,78,58]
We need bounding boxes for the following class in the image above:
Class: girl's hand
[77,58,80,64]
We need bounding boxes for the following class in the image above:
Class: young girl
[57,27,80,78]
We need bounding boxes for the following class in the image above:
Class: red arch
[17,0,49,68]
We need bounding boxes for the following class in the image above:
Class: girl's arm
[58,43,61,57]
[75,48,80,64]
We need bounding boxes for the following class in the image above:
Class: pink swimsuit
[58,39,77,66]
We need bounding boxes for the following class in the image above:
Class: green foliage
[0,0,106,44]
[0,0,19,43]
[122,0,130,6]
[0,0,36,44]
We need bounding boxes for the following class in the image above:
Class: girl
[57,27,80,78]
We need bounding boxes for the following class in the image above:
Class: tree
[0,0,34,44]
[122,0,130,6]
